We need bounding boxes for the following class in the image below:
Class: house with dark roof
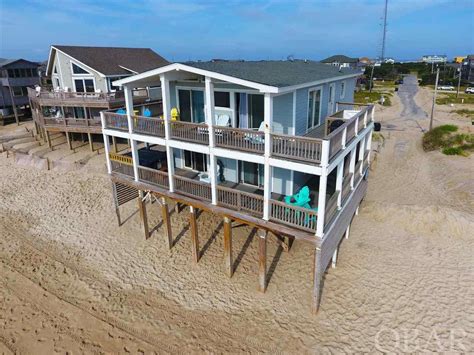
[29,45,168,151]
[321,55,359,69]
[102,59,374,313]
[0,58,40,124]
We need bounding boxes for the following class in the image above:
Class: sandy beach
[1,78,473,353]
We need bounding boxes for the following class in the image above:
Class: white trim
[114,63,279,93]
[48,46,106,77]
[305,85,323,132]
[118,65,138,74]
[327,83,336,116]
[277,73,360,94]
[292,90,296,135]
[340,80,346,99]
[55,52,65,89]
[72,77,97,93]
[70,61,93,76]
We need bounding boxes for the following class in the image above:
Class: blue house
[102,59,375,312]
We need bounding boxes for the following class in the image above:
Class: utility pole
[456,63,462,98]
[381,0,389,61]
[429,67,440,131]
[369,62,375,93]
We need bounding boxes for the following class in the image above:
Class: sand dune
[0,82,473,353]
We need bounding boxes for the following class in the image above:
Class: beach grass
[423,124,474,156]
[355,91,392,106]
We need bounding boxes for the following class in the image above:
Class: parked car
[465,87,474,94]
[438,85,455,91]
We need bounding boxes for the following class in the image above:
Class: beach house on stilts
[101,59,375,312]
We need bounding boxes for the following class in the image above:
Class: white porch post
[263,93,273,220]
[205,76,218,205]
[349,148,356,188]
[366,129,373,165]
[316,140,330,237]
[160,74,175,192]
[335,162,344,208]
[100,112,112,174]
[124,85,139,181]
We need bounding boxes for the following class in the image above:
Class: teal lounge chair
[284,186,311,207]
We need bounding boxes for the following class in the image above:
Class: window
[340,81,346,98]
[74,78,95,93]
[73,107,85,118]
[72,63,90,74]
[53,66,58,74]
[214,91,230,107]
[12,87,27,96]
[248,94,264,129]
[307,88,321,130]
[108,76,126,91]
[7,69,14,77]
[55,78,60,88]
[184,150,207,172]
[14,69,20,77]
[178,89,205,123]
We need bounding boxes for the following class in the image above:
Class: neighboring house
[321,55,359,69]
[102,59,374,312]
[454,56,466,64]
[384,58,395,64]
[0,58,40,124]
[29,45,168,150]
[461,55,474,83]
[421,55,447,63]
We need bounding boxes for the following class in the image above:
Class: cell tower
[381,0,389,61]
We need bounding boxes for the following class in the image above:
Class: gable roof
[184,60,359,88]
[0,58,39,68]
[321,55,359,64]
[47,45,169,76]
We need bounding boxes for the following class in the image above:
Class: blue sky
[1,0,473,62]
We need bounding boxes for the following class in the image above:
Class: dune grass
[436,93,474,105]
[422,124,474,156]
[354,91,392,106]
[452,109,474,118]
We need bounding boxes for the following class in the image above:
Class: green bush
[423,124,474,156]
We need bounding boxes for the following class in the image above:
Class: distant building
[421,55,447,64]
[0,58,40,124]
[454,56,466,64]
[384,58,395,64]
[461,55,474,83]
[321,55,359,69]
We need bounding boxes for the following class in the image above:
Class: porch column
[124,85,139,182]
[366,129,373,166]
[205,76,218,205]
[263,93,273,220]
[100,112,112,174]
[258,230,267,292]
[223,216,233,277]
[316,140,330,237]
[335,162,344,208]
[349,147,356,188]
[160,74,175,192]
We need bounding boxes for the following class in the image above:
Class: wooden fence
[216,185,264,217]
[133,116,165,137]
[173,175,212,201]
[170,121,209,144]
[214,126,265,153]
[269,199,318,232]
[271,134,323,163]
[138,166,169,188]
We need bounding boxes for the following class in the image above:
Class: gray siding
[272,167,292,195]
[273,92,294,134]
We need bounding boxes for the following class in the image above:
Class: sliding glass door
[178,89,205,123]
[240,161,264,187]
[184,150,207,172]
[307,88,322,130]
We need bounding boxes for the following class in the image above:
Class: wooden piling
[160,197,173,249]
[45,130,52,149]
[87,133,94,152]
[66,132,72,150]
[223,216,233,277]
[258,230,267,292]
[112,136,118,153]
[312,248,323,314]
[138,191,149,239]
[189,206,200,263]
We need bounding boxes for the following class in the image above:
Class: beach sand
[0,80,473,353]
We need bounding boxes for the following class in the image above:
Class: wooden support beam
[312,248,323,314]
[223,216,233,277]
[274,233,291,252]
[45,130,52,149]
[138,191,149,239]
[65,131,72,150]
[112,136,118,153]
[160,197,173,249]
[258,230,267,292]
[189,206,200,263]
[87,133,94,152]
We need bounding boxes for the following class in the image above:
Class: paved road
[397,74,427,119]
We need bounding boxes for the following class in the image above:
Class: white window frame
[328,83,336,115]
[306,85,323,132]
[70,61,93,76]
[73,77,96,93]
[340,81,346,99]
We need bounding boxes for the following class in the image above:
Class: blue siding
[273,93,294,134]
[272,167,292,195]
